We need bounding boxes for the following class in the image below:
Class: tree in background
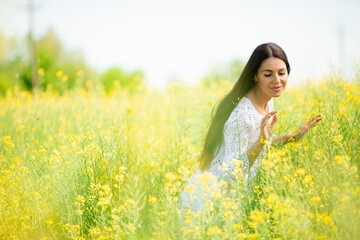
[0,29,94,94]
[28,29,96,92]
[0,29,144,95]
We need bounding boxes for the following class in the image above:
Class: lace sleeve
[223,112,252,174]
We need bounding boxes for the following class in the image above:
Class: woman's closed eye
[264,72,286,77]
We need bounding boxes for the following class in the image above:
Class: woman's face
[254,57,288,98]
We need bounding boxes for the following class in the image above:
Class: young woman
[180,42,322,212]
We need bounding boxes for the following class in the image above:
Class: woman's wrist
[293,128,303,140]
[259,133,272,144]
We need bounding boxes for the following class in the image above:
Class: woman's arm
[247,138,266,168]
[246,113,323,168]
[272,131,300,146]
[272,114,323,147]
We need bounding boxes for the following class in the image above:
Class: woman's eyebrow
[261,68,286,72]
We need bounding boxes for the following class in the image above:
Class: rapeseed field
[0,76,359,239]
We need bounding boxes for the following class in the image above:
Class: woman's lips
[271,86,282,91]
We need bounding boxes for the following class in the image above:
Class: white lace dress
[179,97,274,212]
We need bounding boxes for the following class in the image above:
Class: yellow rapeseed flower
[332,135,343,144]
[314,149,323,160]
[310,196,321,204]
[127,223,136,231]
[266,193,280,209]
[38,68,45,76]
[250,209,264,226]
[165,182,178,195]
[340,195,350,202]
[75,209,84,216]
[3,136,15,148]
[90,227,101,236]
[85,80,93,88]
[97,197,111,206]
[207,226,223,236]
[165,172,178,182]
[101,184,111,195]
[195,171,216,185]
[232,223,242,230]
[13,157,23,163]
[334,155,349,166]
[148,195,157,204]
[126,199,135,205]
[56,70,63,77]
[302,175,314,187]
[45,219,54,225]
[184,184,196,196]
[295,168,306,176]
[75,195,86,203]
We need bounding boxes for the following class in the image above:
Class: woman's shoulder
[231,97,257,119]
[234,97,253,113]
[224,97,255,127]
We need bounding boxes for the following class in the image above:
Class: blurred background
[0,0,359,94]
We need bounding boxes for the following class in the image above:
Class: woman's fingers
[309,115,323,127]
[261,111,279,133]
[311,117,322,124]
[310,114,323,121]
[270,113,278,128]
[260,111,278,140]
[267,110,278,117]
[262,110,278,122]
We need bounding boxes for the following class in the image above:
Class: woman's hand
[271,114,323,147]
[248,110,278,167]
[260,110,278,141]
[297,114,323,138]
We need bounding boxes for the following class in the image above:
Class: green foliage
[100,68,144,93]
[37,30,62,69]
[35,30,95,92]
[0,30,144,94]
[0,72,11,95]
[0,33,22,94]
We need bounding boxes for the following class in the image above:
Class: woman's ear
[254,75,258,83]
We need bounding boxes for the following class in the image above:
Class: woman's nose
[274,74,281,82]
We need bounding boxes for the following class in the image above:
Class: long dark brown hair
[199,42,291,171]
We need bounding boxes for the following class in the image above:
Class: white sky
[1,0,360,88]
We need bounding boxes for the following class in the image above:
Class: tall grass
[0,76,359,239]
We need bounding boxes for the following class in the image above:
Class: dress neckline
[243,96,270,117]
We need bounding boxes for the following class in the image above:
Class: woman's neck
[245,88,271,114]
